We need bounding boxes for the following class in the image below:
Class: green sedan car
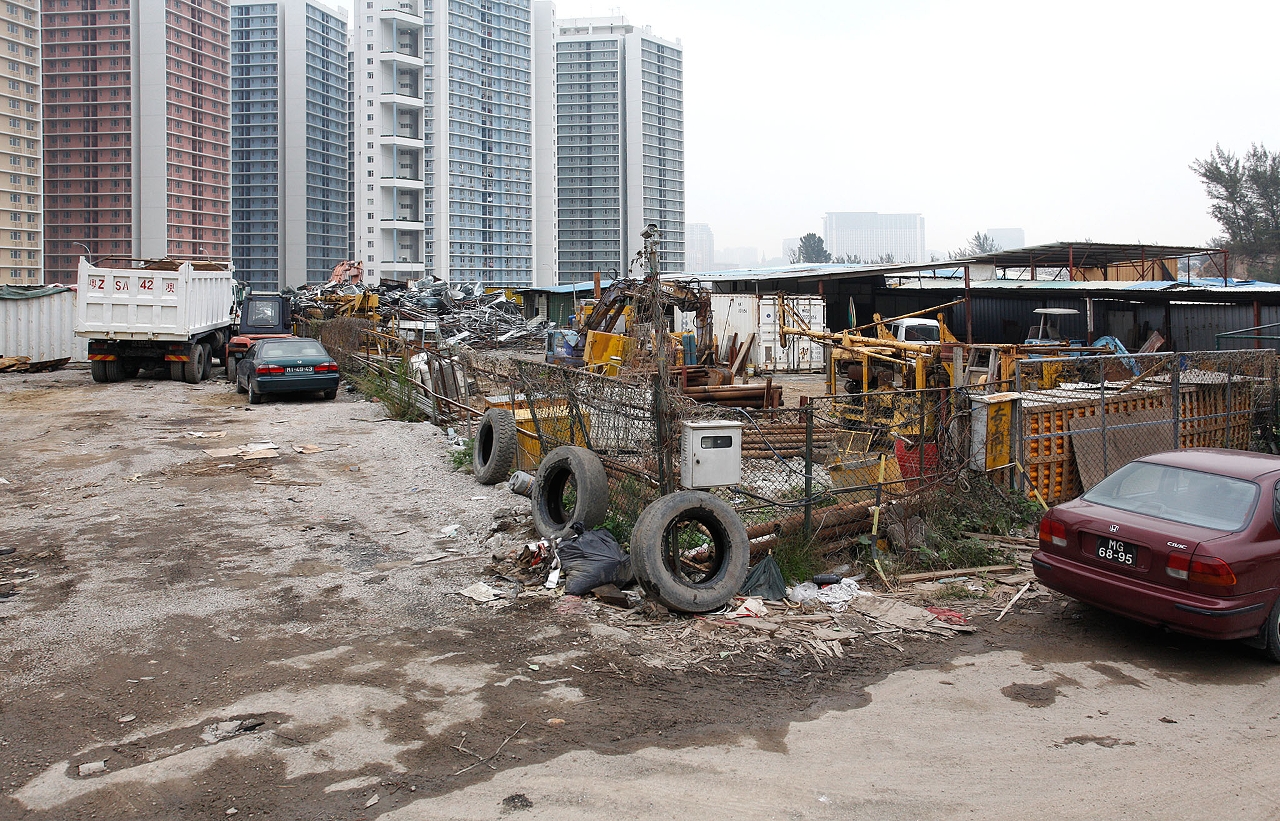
[234,337,340,404]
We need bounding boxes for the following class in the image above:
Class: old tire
[183,345,205,384]
[629,491,750,614]
[532,445,609,539]
[90,359,121,383]
[1262,596,1280,663]
[473,408,518,485]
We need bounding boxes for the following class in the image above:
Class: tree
[1192,143,1280,259]
[950,231,1002,259]
[795,233,832,263]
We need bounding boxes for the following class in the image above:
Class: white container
[75,258,235,341]
[680,420,743,489]
[675,293,827,372]
[0,286,86,364]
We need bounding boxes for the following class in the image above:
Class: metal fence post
[652,372,673,495]
[804,404,814,541]
[1171,359,1181,450]
[1099,379,1108,477]
[1224,360,1235,448]
[1014,361,1025,494]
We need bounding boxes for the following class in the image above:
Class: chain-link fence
[1014,349,1277,505]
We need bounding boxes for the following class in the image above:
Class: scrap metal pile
[289,273,549,349]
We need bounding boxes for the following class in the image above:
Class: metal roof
[666,263,887,282]
[521,279,616,294]
[958,241,1220,269]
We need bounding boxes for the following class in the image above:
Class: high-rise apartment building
[0,0,40,285]
[685,222,712,273]
[350,0,533,287]
[41,0,231,284]
[823,212,926,265]
[532,7,684,286]
[231,0,348,292]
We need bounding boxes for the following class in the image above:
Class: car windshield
[1082,461,1259,532]
[901,324,939,342]
[259,339,327,359]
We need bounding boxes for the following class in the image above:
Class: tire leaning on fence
[531,445,609,539]
[630,491,750,614]
[472,408,518,485]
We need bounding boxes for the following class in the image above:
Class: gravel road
[2,366,1279,821]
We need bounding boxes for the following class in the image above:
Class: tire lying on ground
[532,445,609,539]
[472,408,518,485]
[630,490,750,613]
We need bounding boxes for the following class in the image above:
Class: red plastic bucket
[894,439,939,491]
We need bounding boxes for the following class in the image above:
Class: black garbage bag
[739,554,786,600]
[558,527,632,596]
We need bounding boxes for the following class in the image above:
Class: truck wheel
[200,343,212,380]
[629,491,750,614]
[120,362,140,380]
[170,361,183,381]
[90,359,121,383]
[532,445,609,539]
[227,356,238,382]
[183,345,206,384]
[248,381,264,404]
[473,408,518,485]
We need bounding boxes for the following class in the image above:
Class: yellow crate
[484,395,588,471]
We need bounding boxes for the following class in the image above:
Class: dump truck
[76,257,236,384]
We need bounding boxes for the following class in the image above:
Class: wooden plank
[729,331,755,377]
[1069,406,1174,490]
[897,564,1018,583]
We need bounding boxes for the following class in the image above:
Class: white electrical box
[680,421,743,489]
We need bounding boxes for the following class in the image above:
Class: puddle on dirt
[1000,673,1080,708]
[1062,735,1135,748]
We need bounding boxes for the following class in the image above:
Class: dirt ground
[3,367,1280,820]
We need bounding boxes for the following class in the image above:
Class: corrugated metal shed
[0,286,87,364]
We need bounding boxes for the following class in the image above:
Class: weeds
[771,532,822,584]
[450,441,472,472]
[356,358,427,423]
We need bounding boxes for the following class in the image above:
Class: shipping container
[675,293,827,372]
[0,285,86,366]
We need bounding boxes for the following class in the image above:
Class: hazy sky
[549,0,1279,258]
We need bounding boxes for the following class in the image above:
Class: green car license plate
[286,366,313,373]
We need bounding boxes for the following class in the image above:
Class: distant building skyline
[231,0,349,292]
[42,0,232,285]
[986,227,1026,251]
[823,211,926,264]
[533,6,684,286]
[685,222,713,272]
[1,0,38,285]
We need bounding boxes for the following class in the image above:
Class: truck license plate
[1095,536,1138,567]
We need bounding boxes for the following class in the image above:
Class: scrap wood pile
[0,355,68,373]
[464,524,978,673]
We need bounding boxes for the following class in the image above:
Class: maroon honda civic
[1032,448,1280,659]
